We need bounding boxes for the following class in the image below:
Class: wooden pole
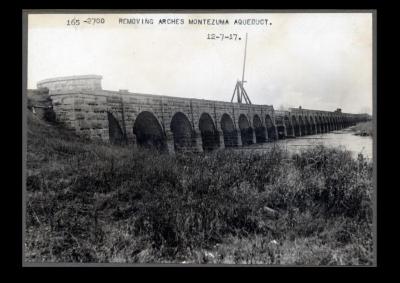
[241,33,248,85]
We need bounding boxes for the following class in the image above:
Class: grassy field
[350,121,373,137]
[25,112,374,265]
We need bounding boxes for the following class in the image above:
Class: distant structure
[28,75,370,154]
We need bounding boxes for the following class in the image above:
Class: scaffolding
[231,33,252,104]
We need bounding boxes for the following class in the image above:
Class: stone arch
[253,114,266,143]
[326,117,331,131]
[323,116,330,132]
[328,116,333,131]
[312,116,318,133]
[320,116,325,133]
[133,111,167,152]
[298,116,306,135]
[333,117,338,130]
[316,116,322,133]
[309,116,317,134]
[291,116,301,136]
[337,117,342,130]
[284,116,294,137]
[304,116,312,135]
[199,113,220,151]
[319,116,326,133]
[107,111,125,145]
[276,123,286,139]
[220,113,238,148]
[329,117,334,131]
[265,114,277,141]
[170,112,196,152]
[239,114,254,145]
[321,116,326,132]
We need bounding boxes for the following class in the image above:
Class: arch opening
[170,112,196,152]
[199,113,220,151]
[332,118,337,131]
[292,116,301,137]
[329,118,333,131]
[133,111,167,152]
[276,125,286,139]
[320,117,326,133]
[221,114,238,148]
[334,118,338,130]
[328,118,333,131]
[239,114,254,145]
[265,115,277,141]
[310,116,317,134]
[317,116,323,133]
[284,116,294,137]
[304,116,312,136]
[299,116,306,136]
[323,117,330,132]
[253,115,266,143]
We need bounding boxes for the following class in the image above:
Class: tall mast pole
[241,33,248,85]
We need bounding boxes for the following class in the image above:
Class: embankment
[25,111,374,265]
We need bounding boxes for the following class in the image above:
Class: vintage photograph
[24,11,375,265]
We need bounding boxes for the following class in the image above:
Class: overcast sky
[27,13,373,114]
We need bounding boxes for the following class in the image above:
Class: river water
[239,127,373,160]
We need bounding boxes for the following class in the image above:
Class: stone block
[79,120,91,130]
[93,106,107,113]
[91,121,104,129]
[75,113,85,120]
[74,99,85,105]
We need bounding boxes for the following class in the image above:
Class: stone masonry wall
[35,75,367,153]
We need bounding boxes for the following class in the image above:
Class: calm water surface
[239,128,373,160]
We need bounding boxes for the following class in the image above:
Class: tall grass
[350,121,373,137]
[25,112,374,264]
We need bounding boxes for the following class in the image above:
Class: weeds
[350,121,373,137]
[25,112,374,265]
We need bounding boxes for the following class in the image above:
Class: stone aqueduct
[32,75,370,154]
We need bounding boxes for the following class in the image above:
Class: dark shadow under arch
[299,116,306,136]
[310,116,317,134]
[221,113,238,148]
[265,115,277,141]
[331,117,337,131]
[315,116,321,133]
[292,116,301,137]
[284,116,294,137]
[170,112,196,152]
[239,114,253,145]
[253,114,266,143]
[304,116,312,136]
[133,111,167,152]
[323,117,330,132]
[319,117,326,133]
[276,124,286,139]
[199,113,220,151]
